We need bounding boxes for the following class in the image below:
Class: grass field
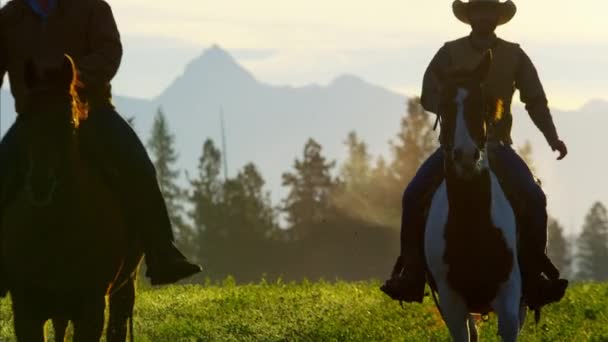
[0,280,605,341]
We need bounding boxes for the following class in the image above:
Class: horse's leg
[72,294,106,342]
[439,287,470,342]
[52,318,69,342]
[107,278,136,342]
[11,294,46,342]
[13,316,46,342]
[468,315,479,342]
[13,313,46,342]
[493,273,522,342]
[518,299,528,330]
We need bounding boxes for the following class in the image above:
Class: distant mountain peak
[178,45,256,82]
[158,45,258,100]
[200,44,235,63]
[186,45,241,71]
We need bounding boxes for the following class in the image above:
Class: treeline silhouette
[145,99,608,283]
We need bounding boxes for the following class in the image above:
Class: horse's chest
[425,176,516,279]
[426,174,517,311]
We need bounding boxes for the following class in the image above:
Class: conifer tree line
[145,101,608,283]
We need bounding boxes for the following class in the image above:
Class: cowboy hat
[452,0,517,26]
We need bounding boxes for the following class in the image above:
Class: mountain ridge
[0,45,605,233]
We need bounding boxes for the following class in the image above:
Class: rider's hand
[551,140,568,160]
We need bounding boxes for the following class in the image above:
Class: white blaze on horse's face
[452,88,482,177]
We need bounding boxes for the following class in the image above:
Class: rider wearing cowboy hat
[383,0,569,311]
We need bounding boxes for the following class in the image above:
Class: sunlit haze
[111,0,608,109]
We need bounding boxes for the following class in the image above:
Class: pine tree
[146,108,189,248]
[576,202,608,281]
[547,218,572,277]
[340,131,371,189]
[189,139,223,228]
[186,139,246,280]
[188,141,279,281]
[282,138,336,239]
[332,132,374,222]
[223,163,277,240]
[391,97,438,184]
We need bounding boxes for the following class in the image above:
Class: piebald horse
[425,53,526,342]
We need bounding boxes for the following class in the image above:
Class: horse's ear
[474,50,493,81]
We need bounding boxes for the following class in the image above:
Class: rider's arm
[516,50,560,149]
[77,0,122,89]
[421,45,451,114]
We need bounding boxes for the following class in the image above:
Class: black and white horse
[425,53,526,342]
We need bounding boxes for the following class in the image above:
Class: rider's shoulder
[496,38,522,50]
[443,36,469,47]
[59,0,113,17]
[87,0,114,10]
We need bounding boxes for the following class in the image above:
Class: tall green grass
[0,280,605,341]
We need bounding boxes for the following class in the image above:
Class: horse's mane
[65,54,89,128]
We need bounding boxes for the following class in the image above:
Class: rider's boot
[520,247,568,310]
[117,142,202,286]
[519,213,568,309]
[381,209,426,303]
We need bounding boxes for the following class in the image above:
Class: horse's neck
[445,167,493,220]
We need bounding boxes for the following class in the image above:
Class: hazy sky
[109,0,607,109]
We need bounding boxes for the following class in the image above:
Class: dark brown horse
[0,55,143,341]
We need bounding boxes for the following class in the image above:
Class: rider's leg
[78,106,201,285]
[386,148,444,302]
[489,143,567,308]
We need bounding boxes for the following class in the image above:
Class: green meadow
[0,280,605,341]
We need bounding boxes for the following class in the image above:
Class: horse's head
[435,51,502,178]
[21,54,85,206]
